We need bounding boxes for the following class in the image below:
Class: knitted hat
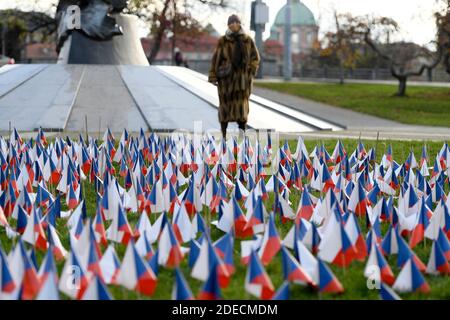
[227,14,241,25]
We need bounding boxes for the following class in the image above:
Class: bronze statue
[56,0,128,52]
[55,0,149,65]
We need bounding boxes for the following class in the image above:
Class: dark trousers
[221,121,246,138]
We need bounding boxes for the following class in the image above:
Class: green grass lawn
[255,82,450,127]
[1,138,449,300]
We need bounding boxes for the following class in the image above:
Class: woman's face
[228,22,241,33]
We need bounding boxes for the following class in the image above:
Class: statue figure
[56,0,127,51]
[55,0,149,65]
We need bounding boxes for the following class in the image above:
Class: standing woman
[208,14,260,139]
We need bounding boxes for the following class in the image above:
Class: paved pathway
[255,78,450,88]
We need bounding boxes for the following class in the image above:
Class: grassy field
[255,82,450,127]
[1,138,449,300]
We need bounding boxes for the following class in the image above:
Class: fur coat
[208,28,260,123]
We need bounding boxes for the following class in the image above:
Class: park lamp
[251,0,269,79]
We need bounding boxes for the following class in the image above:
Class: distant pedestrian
[174,47,183,66]
[208,14,260,139]
[183,59,190,69]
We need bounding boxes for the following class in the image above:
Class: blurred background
[0,0,449,83]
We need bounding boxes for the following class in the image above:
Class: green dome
[274,0,316,26]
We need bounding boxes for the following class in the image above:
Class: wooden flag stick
[375,131,380,161]
[85,114,89,142]
[98,117,101,141]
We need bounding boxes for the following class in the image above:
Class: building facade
[267,0,319,56]
[141,31,218,73]
[263,0,319,76]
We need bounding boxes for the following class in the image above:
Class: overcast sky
[212,0,442,46]
[0,0,443,46]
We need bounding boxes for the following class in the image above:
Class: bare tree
[435,0,450,73]
[321,13,394,84]
[0,9,57,60]
[127,0,234,64]
[332,12,346,84]
[320,12,444,95]
[364,17,443,97]
[321,12,369,84]
[138,0,172,63]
